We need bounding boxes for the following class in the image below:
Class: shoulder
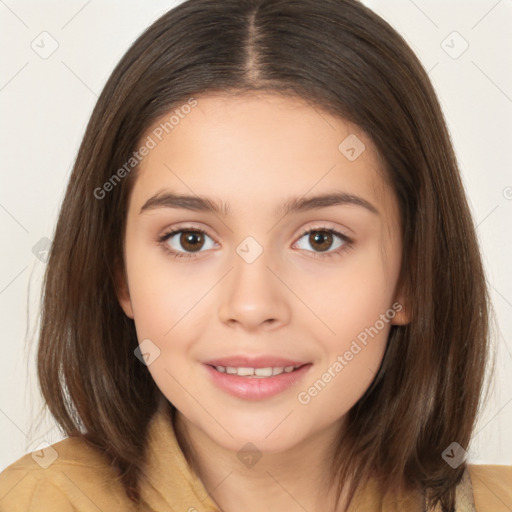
[0,436,137,511]
[467,464,512,512]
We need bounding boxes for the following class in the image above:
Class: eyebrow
[139,190,379,217]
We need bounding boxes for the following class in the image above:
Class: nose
[217,246,291,332]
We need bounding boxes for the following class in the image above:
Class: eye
[157,226,353,261]
[293,227,353,259]
[158,227,216,259]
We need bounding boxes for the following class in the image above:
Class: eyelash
[157,226,354,261]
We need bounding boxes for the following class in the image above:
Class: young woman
[1,1,510,511]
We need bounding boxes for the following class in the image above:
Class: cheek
[295,249,396,403]
[125,247,210,396]
[298,336,387,422]
[295,245,398,344]
[126,245,209,336]
[297,291,394,419]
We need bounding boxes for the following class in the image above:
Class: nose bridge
[217,235,290,330]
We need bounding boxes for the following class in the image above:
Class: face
[116,92,408,454]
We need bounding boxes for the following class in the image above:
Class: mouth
[202,358,312,400]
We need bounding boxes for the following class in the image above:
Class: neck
[173,410,352,512]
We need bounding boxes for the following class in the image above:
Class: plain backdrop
[1,0,511,471]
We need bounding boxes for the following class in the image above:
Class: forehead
[129,92,397,223]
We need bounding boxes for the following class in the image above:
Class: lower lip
[203,364,312,400]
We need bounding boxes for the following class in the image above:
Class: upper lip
[203,356,310,368]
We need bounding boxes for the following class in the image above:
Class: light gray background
[1,0,511,471]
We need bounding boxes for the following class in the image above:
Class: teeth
[237,367,254,376]
[255,367,273,377]
[214,365,301,378]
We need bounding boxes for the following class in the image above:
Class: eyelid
[294,221,352,239]
[158,221,351,243]
[292,225,353,257]
[158,222,218,242]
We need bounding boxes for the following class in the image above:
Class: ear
[114,259,134,319]
[390,283,410,326]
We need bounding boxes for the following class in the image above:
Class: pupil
[310,231,332,252]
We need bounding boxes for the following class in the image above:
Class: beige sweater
[0,400,511,511]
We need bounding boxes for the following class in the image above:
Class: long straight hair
[34,1,493,510]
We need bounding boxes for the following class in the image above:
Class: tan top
[0,398,511,511]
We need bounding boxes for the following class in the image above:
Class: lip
[203,360,312,400]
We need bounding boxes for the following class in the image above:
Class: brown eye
[159,228,216,258]
[293,227,351,258]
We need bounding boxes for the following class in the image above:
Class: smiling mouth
[208,364,308,378]
[204,362,313,400]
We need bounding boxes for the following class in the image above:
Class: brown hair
[32,0,494,510]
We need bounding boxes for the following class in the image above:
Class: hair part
[33,1,494,511]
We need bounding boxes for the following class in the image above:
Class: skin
[116,92,409,511]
